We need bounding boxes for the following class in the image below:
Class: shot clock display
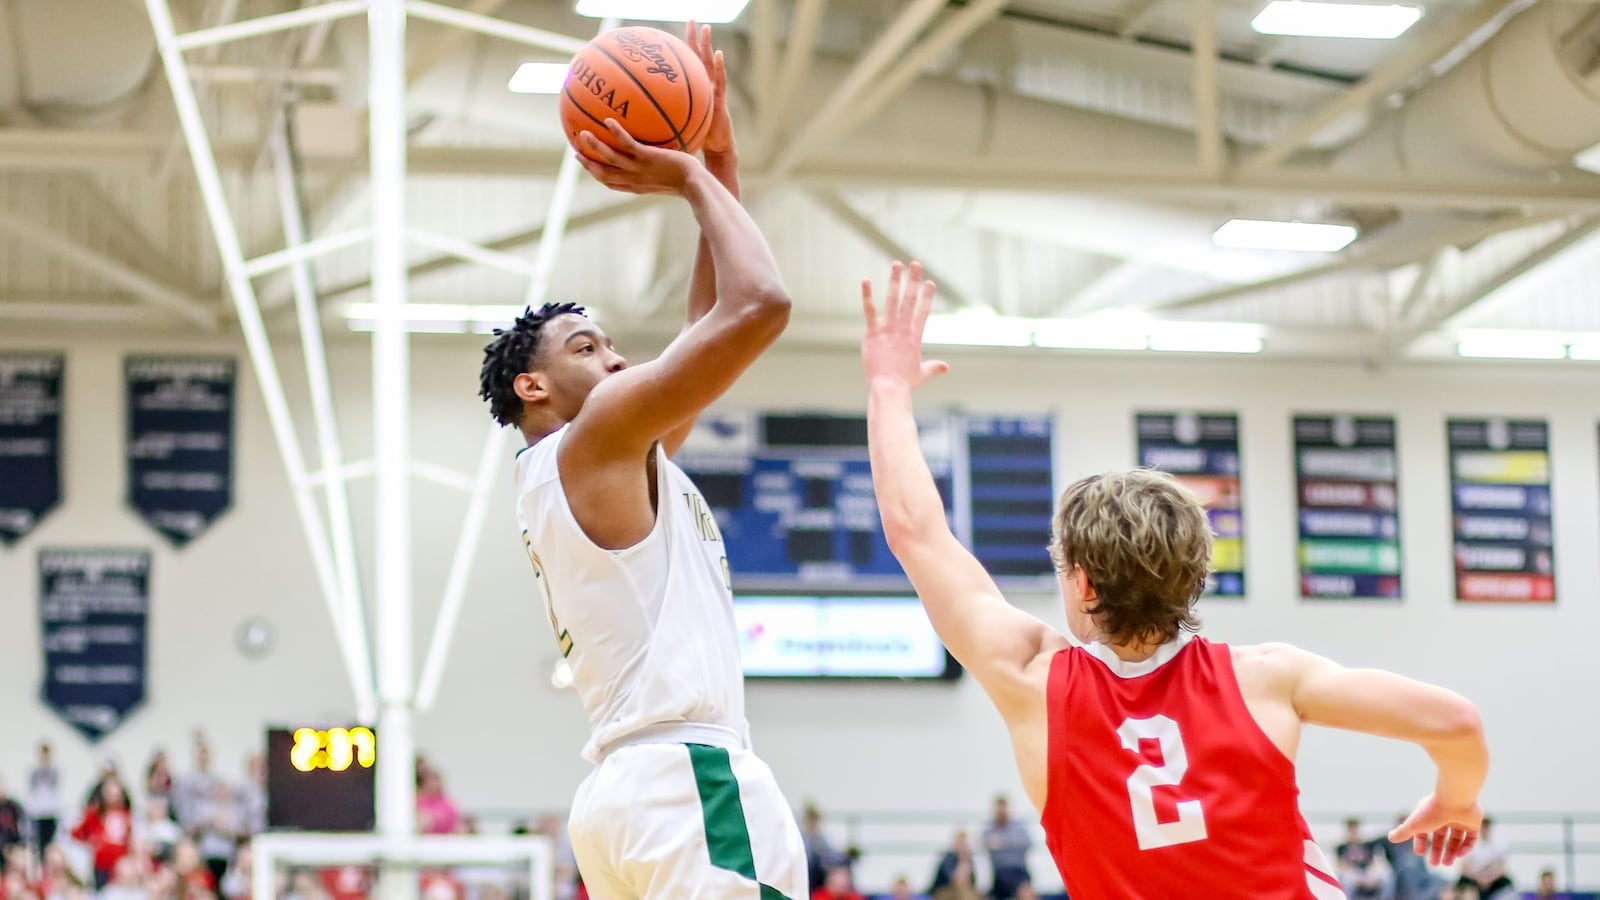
[265,726,376,832]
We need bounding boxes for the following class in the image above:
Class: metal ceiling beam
[806,188,975,310]
[316,195,660,299]
[1148,214,1560,314]
[819,0,1011,147]
[0,209,219,329]
[1394,216,1600,346]
[406,0,507,84]
[756,0,828,161]
[1191,0,1223,176]
[1239,0,1522,172]
[1118,0,1166,38]
[8,130,1600,210]
[0,299,149,322]
[1396,250,1444,323]
[784,160,1600,211]
[1056,261,1151,316]
[748,0,778,131]
[765,0,947,177]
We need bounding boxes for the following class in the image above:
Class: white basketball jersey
[514,424,748,762]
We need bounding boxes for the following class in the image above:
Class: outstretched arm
[863,261,1065,714]
[664,23,738,458]
[1283,644,1487,864]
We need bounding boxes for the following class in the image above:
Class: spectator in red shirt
[70,777,132,889]
[811,867,864,900]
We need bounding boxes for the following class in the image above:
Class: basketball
[559,26,713,156]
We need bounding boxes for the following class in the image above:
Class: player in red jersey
[859,261,1489,900]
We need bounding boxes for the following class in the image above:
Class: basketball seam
[659,38,700,149]
[591,40,690,151]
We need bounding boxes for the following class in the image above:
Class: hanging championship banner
[1294,415,1402,600]
[1136,412,1245,596]
[0,354,64,545]
[38,549,150,742]
[126,357,235,547]
[1448,418,1555,603]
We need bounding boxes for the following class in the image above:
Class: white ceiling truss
[0,0,1598,362]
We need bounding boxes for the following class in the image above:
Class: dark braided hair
[478,302,586,427]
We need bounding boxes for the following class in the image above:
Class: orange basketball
[559,26,713,156]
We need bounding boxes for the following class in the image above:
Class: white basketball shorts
[568,741,807,900]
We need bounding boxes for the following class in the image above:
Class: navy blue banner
[0,354,63,545]
[38,549,150,742]
[1293,415,1403,601]
[1446,417,1555,603]
[126,357,235,547]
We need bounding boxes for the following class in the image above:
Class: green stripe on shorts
[686,744,795,900]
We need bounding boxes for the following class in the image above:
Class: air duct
[0,0,157,127]
[1336,2,1600,177]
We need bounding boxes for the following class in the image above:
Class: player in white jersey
[476,25,806,900]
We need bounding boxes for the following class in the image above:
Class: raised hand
[1388,793,1482,866]
[685,21,733,156]
[575,119,702,196]
[861,260,950,390]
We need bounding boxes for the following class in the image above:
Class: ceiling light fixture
[508,62,570,94]
[574,0,752,23]
[344,303,531,335]
[1251,1,1423,39]
[1212,218,1359,253]
[1455,330,1568,360]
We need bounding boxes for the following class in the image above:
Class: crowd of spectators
[1,740,1582,900]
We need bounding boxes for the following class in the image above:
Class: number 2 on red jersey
[1117,715,1209,850]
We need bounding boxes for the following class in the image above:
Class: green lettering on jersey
[523,531,573,657]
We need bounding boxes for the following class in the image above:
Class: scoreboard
[676,410,1057,590]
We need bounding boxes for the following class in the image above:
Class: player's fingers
[921,360,949,380]
[1412,834,1427,858]
[884,261,904,325]
[1456,830,1478,862]
[578,130,629,167]
[1429,829,1448,867]
[898,262,923,327]
[602,119,643,157]
[713,50,727,94]
[911,278,937,335]
[861,279,878,332]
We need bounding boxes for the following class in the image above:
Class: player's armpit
[890,528,1066,711]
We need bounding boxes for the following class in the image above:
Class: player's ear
[513,371,547,404]
[1073,566,1097,603]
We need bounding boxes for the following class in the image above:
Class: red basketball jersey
[1040,635,1343,899]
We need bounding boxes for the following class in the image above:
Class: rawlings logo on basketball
[568,58,632,118]
[612,33,680,83]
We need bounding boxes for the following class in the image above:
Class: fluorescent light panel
[1213,218,1358,253]
[1251,1,1422,39]
[574,0,751,23]
[1575,141,1600,176]
[344,303,526,334]
[1031,319,1146,351]
[508,62,570,94]
[1455,330,1567,360]
[1148,322,1264,354]
[922,312,1033,348]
